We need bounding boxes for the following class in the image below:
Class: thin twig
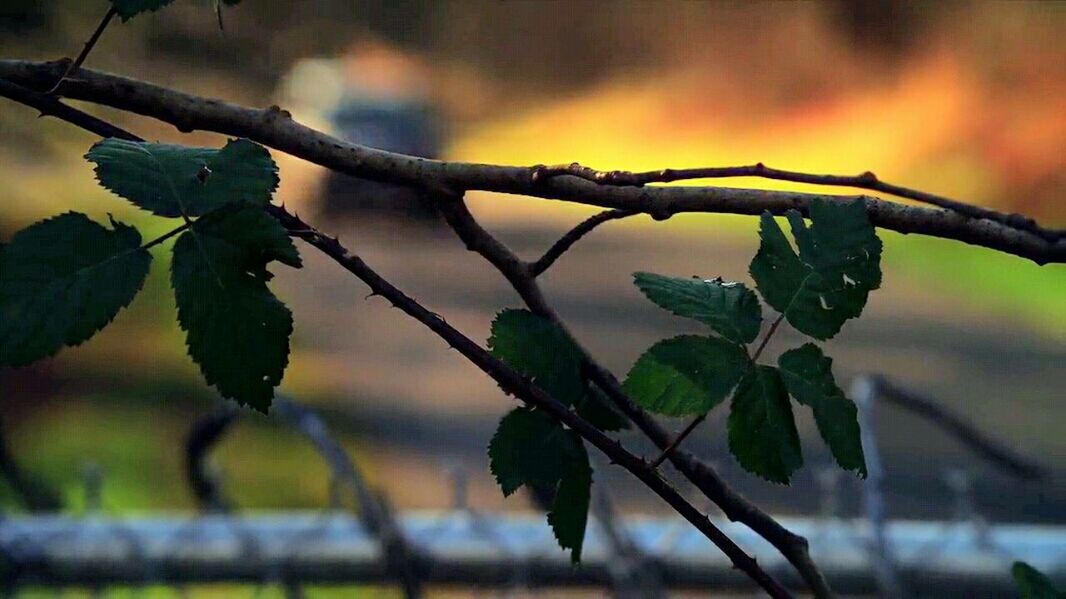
[1,60,1061,264]
[0,84,794,599]
[649,414,706,469]
[45,6,118,95]
[869,375,1046,480]
[533,162,1064,242]
[531,209,637,276]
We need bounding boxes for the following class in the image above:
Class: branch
[869,375,1046,480]
[268,205,794,599]
[532,162,1064,242]
[531,209,637,276]
[436,196,833,597]
[0,81,793,599]
[45,6,118,95]
[1,59,1062,264]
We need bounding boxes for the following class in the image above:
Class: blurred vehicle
[283,41,445,221]
[321,93,443,220]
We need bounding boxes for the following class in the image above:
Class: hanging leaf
[728,366,803,484]
[0,213,150,366]
[489,309,586,407]
[623,335,749,417]
[749,198,882,340]
[633,272,763,344]
[111,0,176,21]
[171,208,300,412]
[488,408,591,562]
[778,344,866,477]
[87,138,279,218]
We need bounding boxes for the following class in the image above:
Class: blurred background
[0,1,1063,596]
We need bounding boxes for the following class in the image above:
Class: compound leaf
[728,365,803,484]
[87,138,278,218]
[749,198,881,340]
[171,208,299,412]
[633,272,763,344]
[623,335,749,417]
[488,408,591,562]
[778,344,866,477]
[0,213,150,366]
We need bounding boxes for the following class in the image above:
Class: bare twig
[0,84,793,599]
[1,60,1062,264]
[45,7,118,95]
[532,162,1064,242]
[530,209,637,276]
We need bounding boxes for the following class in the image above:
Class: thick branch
[532,162,1063,242]
[0,80,793,599]
[0,59,1062,264]
[437,197,833,597]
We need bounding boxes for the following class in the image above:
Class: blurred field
[0,0,1063,543]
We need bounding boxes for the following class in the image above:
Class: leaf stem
[650,413,707,469]
[46,6,117,95]
[652,313,788,468]
[752,313,786,362]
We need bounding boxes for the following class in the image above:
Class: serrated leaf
[489,309,586,407]
[171,209,299,411]
[488,408,585,495]
[778,344,866,477]
[111,0,176,21]
[548,456,592,563]
[749,198,882,340]
[488,408,591,563]
[633,272,762,344]
[87,138,278,218]
[1013,562,1064,599]
[623,335,749,417]
[728,366,803,483]
[0,213,150,366]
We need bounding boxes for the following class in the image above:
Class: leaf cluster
[0,138,297,412]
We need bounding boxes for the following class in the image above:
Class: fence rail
[1,511,1064,596]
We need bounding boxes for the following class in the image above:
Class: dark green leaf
[87,138,279,218]
[1013,562,1064,599]
[623,335,750,417]
[0,213,150,366]
[171,209,300,411]
[489,309,586,407]
[749,199,882,340]
[488,408,591,562]
[728,366,803,483]
[778,344,866,477]
[111,0,176,21]
[548,456,592,563]
[488,408,585,495]
[633,272,763,344]
[575,385,629,432]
